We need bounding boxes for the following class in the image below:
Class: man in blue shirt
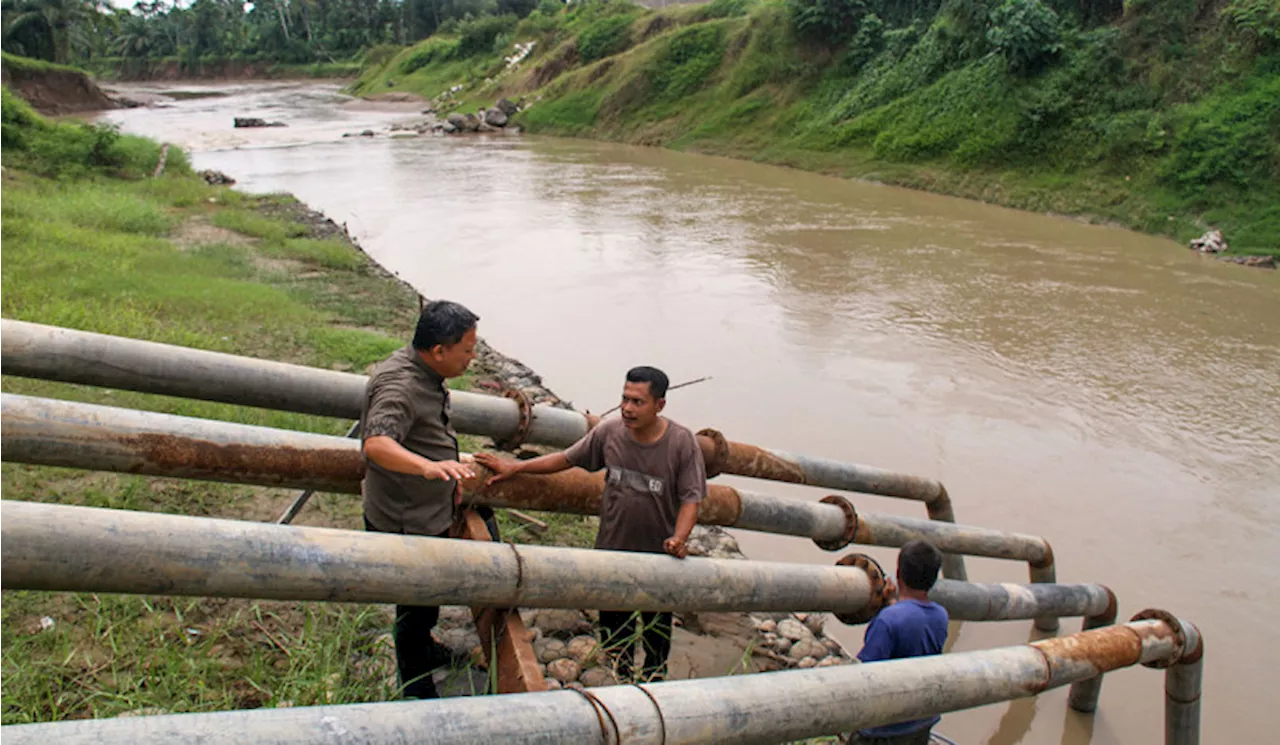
[848,540,950,745]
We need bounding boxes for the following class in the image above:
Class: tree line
[1,0,541,66]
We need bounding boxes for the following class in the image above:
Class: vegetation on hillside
[352,0,1280,255]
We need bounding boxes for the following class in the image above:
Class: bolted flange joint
[813,494,858,551]
[1130,608,1192,668]
[834,552,888,625]
[492,388,534,451]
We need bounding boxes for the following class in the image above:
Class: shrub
[1160,73,1280,194]
[986,0,1062,76]
[789,0,874,46]
[649,25,726,102]
[398,38,461,73]
[1223,0,1280,55]
[576,12,638,63]
[455,14,519,57]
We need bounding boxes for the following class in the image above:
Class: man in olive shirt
[476,366,706,681]
[361,300,478,699]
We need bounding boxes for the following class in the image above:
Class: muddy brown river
[102,81,1278,744]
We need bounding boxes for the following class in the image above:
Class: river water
[102,81,1278,744]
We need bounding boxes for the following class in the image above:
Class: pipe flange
[1130,608,1187,668]
[813,495,858,552]
[493,388,534,451]
[833,552,887,625]
[696,428,730,478]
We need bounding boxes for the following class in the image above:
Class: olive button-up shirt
[360,345,458,536]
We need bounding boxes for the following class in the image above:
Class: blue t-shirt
[857,598,950,737]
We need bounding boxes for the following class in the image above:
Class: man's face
[619,381,664,430]
[429,327,477,379]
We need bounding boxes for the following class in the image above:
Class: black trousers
[599,610,673,682]
[364,508,501,699]
[364,517,451,699]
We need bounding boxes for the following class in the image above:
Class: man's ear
[656,398,666,413]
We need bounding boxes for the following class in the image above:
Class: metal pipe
[0,616,1200,745]
[1166,650,1203,745]
[0,395,1052,587]
[928,580,1111,623]
[0,319,588,447]
[1,320,963,538]
[0,500,876,615]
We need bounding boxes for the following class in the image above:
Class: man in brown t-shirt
[475,366,706,681]
[361,300,478,699]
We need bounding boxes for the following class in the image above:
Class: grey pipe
[1166,656,1203,745]
[0,394,1053,597]
[0,616,1200,745]
[0,500,875,614]
[928,580,1109,623]
[0,319,588,447]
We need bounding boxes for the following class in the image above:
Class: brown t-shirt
[360,345,458,536]
[563,416,706,553]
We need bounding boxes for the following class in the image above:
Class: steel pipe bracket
[833,552,887,625]
[492,388,534,452]
[696,428,730,478]
[813,495,858,551]
[1131,608,1188,668]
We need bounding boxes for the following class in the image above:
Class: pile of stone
[748,613,852,670]
[438,98,521,135]
[1188,229,1276,269]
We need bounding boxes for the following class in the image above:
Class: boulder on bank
[484,108,508,127]
[199,169,236,186]
[1189,229,1227,253]
[495,98,519,116]
[234,117,287,128]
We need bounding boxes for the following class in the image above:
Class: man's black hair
[625,366,670,399]
[898,540,944,591]
[412,300,479,350]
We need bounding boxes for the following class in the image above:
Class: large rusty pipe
[0,395,1051,593]
[0,615,1201,745]
[1,321,963,548]
[0,500,875,615]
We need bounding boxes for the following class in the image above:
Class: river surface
[102,81,1278,744]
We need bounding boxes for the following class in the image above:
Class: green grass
[0,92,610,724]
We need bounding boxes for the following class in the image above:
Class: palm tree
[1,0,96,64]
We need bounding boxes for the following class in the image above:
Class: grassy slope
[0,87,595,723]
[350,0,1280,256]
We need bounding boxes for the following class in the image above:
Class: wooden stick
[506,509,547,531]
[597,376,713,418]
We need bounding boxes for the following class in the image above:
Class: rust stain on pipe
[1032,625,1145,688]
[124,434,364,491]
[723,442,808,484]
[461,467,744,525]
